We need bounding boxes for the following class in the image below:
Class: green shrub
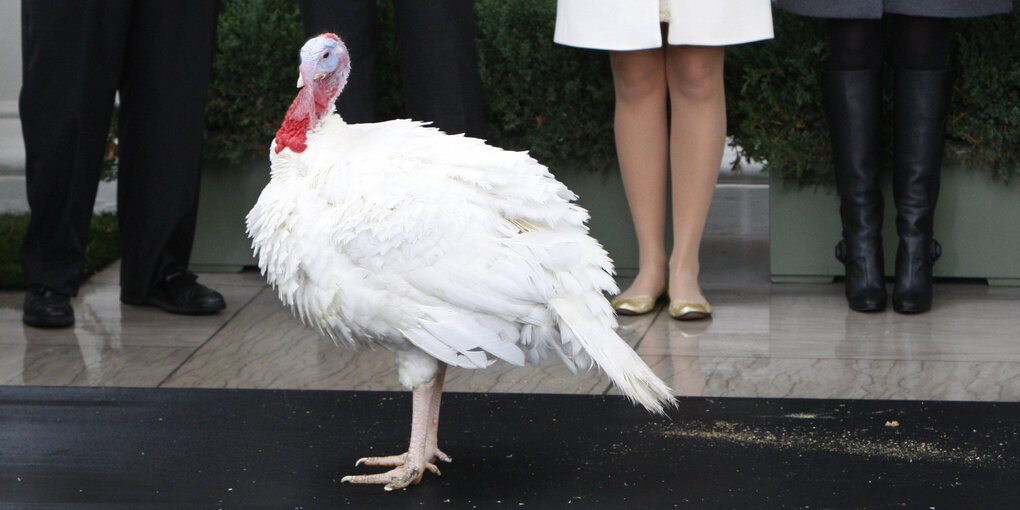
[203,0,412,164]
[205,0,616,174]
[0,216,25,288]
[204,0,304,164]
[726,8,1020,186]
[724,13,832,186]
[205,1,1019,186]
[947,9,1020,181]
[474,0,616,174]
[0,213,121,290]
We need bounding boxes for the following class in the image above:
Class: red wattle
[274,88,314,154]
[274,116,309,154]
[274,67,343,154]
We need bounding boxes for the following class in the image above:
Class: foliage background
[725,8,1020,186]
[0,214,120,289]
[204,0,1019,186]
[203,0,616,174]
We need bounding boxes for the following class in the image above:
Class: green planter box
[557,170,639,276]
[190,159,268,272]
[769,166,1020,286]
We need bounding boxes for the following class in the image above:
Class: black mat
[0,386,1016,509]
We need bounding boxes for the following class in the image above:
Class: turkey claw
[355,453,405,467]
[343,450,451,490]
[355,449,451,467]
[341,464,427,491]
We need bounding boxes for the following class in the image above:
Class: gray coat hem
[775,0,1013,19]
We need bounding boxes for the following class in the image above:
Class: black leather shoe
[122,270,226,315]
[23,285,74,328]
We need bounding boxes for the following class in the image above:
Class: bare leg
[664,45,726,304]
[609,49,670,299]
[342,364,450,490]
[423,363,450,463]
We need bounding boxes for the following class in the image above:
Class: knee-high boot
[892,68,950,314]
[825,69,887,312]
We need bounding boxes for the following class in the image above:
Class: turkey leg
[341,363,450,490]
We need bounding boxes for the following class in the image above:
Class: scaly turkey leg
[342,363,449,490]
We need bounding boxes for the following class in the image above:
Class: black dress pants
[298,0,485,138]
[19,0,217,298]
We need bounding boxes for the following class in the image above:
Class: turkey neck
[274,73,343,154]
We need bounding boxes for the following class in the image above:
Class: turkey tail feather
[550,297,675,415]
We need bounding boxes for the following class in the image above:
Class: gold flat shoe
[668,300,713,321]
[611,295,659,316]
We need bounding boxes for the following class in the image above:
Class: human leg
[662,44,726,317]
[20,0,129,297]
[117,0,223,314]
[19,0,131,326]
[393,0,486,138]
[891,15,951,71]
[889,15,951,314]
[608,48,670,311]
[298,0,380,123]
[825,18,888,312]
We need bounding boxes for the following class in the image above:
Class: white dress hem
[554,0,774,50]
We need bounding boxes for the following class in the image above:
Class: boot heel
[836,240,887,312]
[893,238,941,314]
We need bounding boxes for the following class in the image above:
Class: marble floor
[1,236,1017,402]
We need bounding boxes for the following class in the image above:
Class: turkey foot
[342,364,449,491]
[355,448,452,469]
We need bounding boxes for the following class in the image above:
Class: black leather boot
[892,68,951,314]
[824,69,887,312]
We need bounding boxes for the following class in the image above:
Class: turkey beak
[297,61,316,89]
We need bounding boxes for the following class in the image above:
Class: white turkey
[246,33,674,491]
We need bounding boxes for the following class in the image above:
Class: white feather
[247,115,674,413]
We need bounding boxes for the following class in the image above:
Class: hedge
[726,8,1020,186]
[204,0,1019,186]
[0,213,120,290]
[203,0,305,165]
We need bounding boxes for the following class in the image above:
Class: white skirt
[555,0,774,50]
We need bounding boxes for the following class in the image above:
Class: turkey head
[274,33,351,154]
